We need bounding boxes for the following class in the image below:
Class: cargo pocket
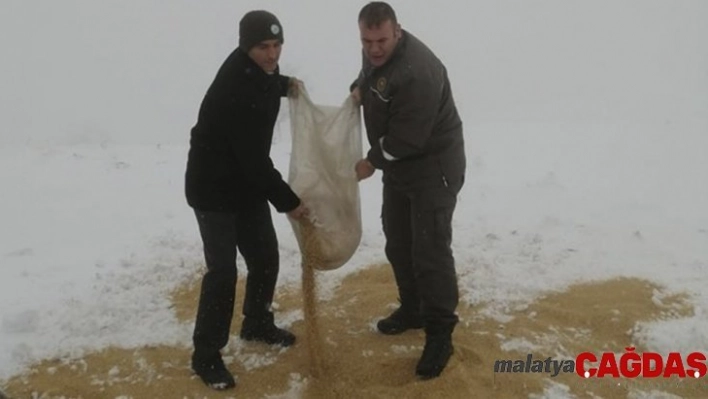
[434,207,454,248]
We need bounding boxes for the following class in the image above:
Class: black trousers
[382,177,461,331]
[192,202,279,354]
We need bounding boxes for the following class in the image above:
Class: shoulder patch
[376,77,387,92]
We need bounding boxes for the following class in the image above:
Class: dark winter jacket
[185,48,300,213]
[353,30,466,190]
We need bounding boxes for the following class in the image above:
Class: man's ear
[394,24,402,39]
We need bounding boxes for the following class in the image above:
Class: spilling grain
[299,219,325,378]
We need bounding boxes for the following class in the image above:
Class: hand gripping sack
[287,88,363,270]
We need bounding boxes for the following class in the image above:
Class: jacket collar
[389,29,408,64]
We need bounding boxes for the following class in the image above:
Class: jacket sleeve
[365,143,387,170]
[278,75,291,97]
[376,67,442,161]
[350,57,366,91]
[349,73,360,92]
[221,99,300,213]
[228,135,301,212]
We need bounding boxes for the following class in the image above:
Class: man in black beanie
[185,9,308,390]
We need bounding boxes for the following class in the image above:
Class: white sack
[287,88,363,270]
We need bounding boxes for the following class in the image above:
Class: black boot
[415,327,454,379]
[240,313,296,347]
[376,306,424,335]
[191,351,236,390]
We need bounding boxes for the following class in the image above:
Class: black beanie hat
[239,10,284,51]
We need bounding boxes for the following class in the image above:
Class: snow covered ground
[1,1,707,397]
